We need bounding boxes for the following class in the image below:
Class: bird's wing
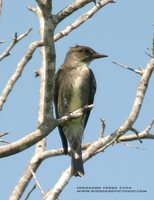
[54,69,68,154]
[83,68,96,128]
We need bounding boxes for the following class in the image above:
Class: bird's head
[64,45,108,67]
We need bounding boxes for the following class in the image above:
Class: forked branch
[0,29,32,61]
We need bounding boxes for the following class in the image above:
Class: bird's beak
[92,52,108,59]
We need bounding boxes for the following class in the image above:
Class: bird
[54,45,108,176]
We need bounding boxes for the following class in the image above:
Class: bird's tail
[71,148,84,177]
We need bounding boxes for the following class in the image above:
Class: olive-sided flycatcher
[54,45,108,176]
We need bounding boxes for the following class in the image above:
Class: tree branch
[1,98,92,157]
[116,58,154,134]
[44,167,72,200]
[44,126,154,200]
[0,132,9,137]
[8,106,93,198]
[54,0,115,41]
[0,40,43,110]
[119,118,154,142]
[0,123,54,158]
[0,104,90,157]
[44,57,154,200]
[9,116,154,200]
[24,185,36,200]
[59,104,94,124]
[99,118,106,137]
[0,29,32,61]
[54,0,95,24]
[112,61,143,75]
[30,167,45,195]
[7,2,154,200]
[9,159,42,200]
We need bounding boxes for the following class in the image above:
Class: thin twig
[54,0,115,41]
[129,127,142,143]
[0,132,9,137]
[0,132,10,144]
[144,118,154,133]
[0,28,32,61]
[0,139,10,144]
[112,61,143,75]
[99,118,106,137]
[145,52,153,58]
[29,167,45,196]
[27,5,37,14]
[119,141,146,150]
[119,118,154,142]
[24,184,36,200]
[59,104,94,125]
[54,0,97,24]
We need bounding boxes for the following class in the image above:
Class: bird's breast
[70,77,82,112]
[69,67,89,112]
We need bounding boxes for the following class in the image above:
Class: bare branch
[8,105,92,198]
[59,104,94,125]
[112,61,143,75]
[95,58,154,152]
[118,142,146,150]
[27,5,38,14]
[0,132,10,144]
[10,123,154,200]
[45,58,154,200]
[29,123,154,161]
[33,3,57,194]
[0,139,10,144]
[119,118,154,142]
[30,167,45,195]
[0,122,55,158]
[129,127,143,143]
[10,158,42,200]
[145,118,154,132]
[145,51,153,58]
[0,132,9,137]
[24,185,36,200]
[54,0,95,24]
[44,168,72,200]
[7,2,153,200]
[116,58,154,135]
[0,104,92,159]
[119,132,154,142]
[32,4,56,126]
[129,127,139,135]
[99,118,106,137]
[39,143,91,160]
[0,40,43,110]
[54,0,115,41]
[10,120,154,200]
[0,29,32,61]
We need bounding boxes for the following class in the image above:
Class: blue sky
[0,0,154,199]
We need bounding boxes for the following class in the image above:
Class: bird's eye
[82,49,91,54]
